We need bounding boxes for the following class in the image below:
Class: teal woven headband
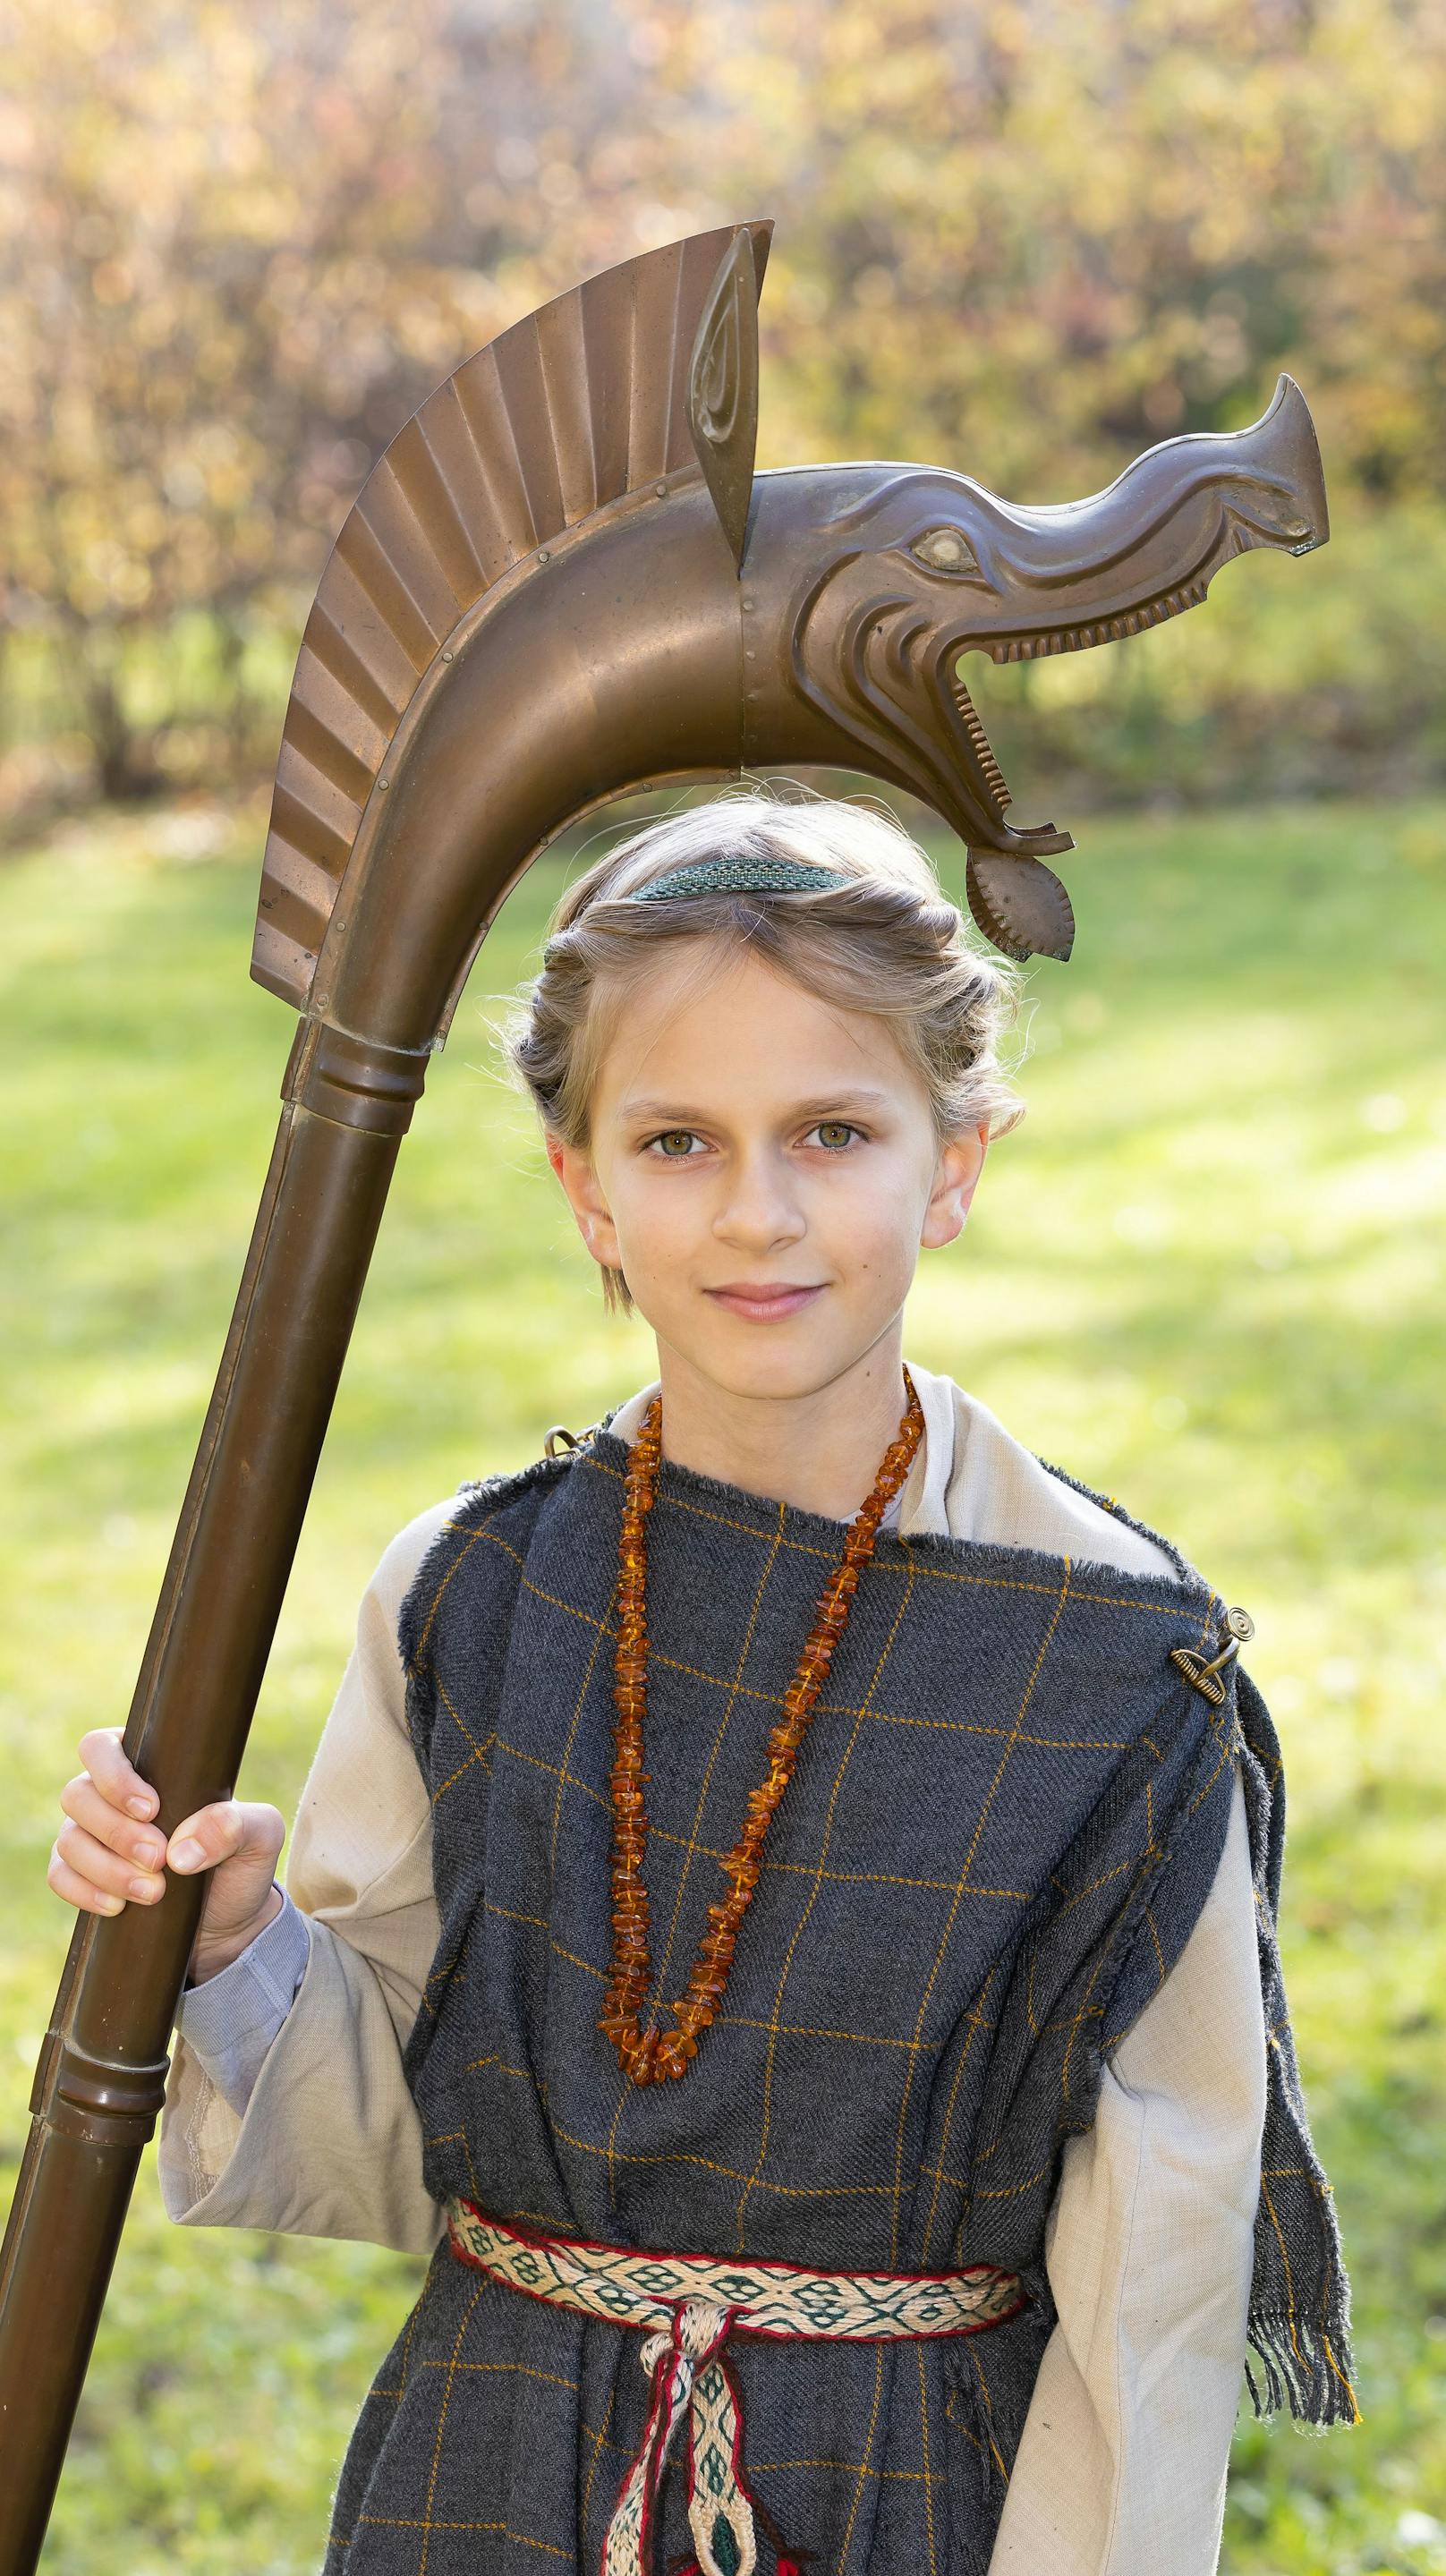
[623,854,850,903]
[539,854,853,966]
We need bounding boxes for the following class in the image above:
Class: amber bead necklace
[600,1366,925,2085]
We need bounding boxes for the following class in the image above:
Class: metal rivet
[742,598,754,611]
[538,548,550,563]
[443,649,455,661]
[655,482,668,497]
[745,650,756,661]
[315,992,329,1008]
[379,777,389,790]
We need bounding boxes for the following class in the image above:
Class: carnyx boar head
[739,374,1327,958]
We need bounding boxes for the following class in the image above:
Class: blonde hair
[502,786,1023,1315]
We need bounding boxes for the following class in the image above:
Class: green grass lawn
[2,793,1443,2573]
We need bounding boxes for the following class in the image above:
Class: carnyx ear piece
[687,225,762,576]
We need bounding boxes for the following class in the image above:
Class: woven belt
[445,2194,1025,2576]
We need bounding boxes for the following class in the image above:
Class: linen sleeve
[153,1498,457,2258]
[985,1757,1265,2575]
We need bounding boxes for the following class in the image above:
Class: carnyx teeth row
[948,679,1012,809]
[986,580,1210,660]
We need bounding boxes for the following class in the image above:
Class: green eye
[911,526,981,576]
[655,1131,696,1156]
[813,1122,857,1150]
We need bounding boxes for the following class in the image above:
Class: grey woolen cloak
[323,1425,1353,2575]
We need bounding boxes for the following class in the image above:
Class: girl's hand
[48,1724,287,1985]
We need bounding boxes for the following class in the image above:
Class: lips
[704,1283,825,1321]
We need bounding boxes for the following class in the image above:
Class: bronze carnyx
[0,218,1327,2569]
[251,217,1325,1033]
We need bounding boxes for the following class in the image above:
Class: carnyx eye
[910,525,982,577]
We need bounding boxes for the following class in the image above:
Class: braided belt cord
[445,2196,1025,2576]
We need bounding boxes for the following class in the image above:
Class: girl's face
[546,939,987,1406]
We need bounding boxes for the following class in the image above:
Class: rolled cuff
[174,1888,312,2116]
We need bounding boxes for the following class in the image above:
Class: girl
[49,790,1353,2576]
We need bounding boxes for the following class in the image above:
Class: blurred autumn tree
[0,0,635,802]
[3,0,1444,816]
[692,0,1446,497]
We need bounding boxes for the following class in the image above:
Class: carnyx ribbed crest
[256,224,771,1007]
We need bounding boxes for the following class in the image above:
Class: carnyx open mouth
[935,565,1218,851]
[925,446,1323,876]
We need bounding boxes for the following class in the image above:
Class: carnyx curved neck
[314,488,745,1058]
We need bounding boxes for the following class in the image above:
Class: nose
[710,1145,807,1254]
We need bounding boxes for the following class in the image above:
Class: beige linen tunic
[157,1362,1265,2575]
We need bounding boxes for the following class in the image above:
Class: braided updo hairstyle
[502,787,1023,1314]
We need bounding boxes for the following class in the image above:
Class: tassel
[1245,2310,1361,2429]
